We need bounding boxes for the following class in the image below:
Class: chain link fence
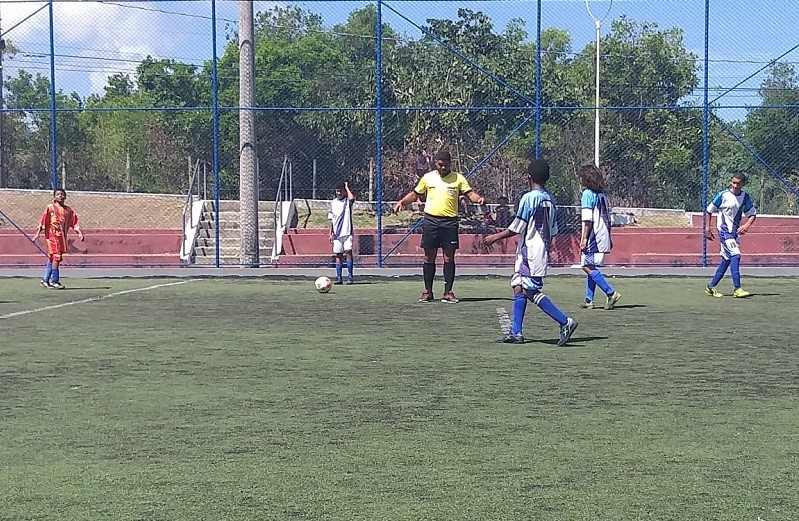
[0,0,797,267]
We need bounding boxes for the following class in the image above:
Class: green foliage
[1,6,797,215]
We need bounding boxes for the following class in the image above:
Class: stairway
[191,200,279,265]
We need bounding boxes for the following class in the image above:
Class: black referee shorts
[421,215,460,251]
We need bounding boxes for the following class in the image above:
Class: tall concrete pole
[239,0,259,266]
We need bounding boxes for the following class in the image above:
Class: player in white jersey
[328,181,355,284]
[578,164,621,310]
[484,159,578,346]
[704,173,757,298]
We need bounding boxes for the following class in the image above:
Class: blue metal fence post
[375,0,384,267]
[48,0,57,189]
[211,0,221,268]
[535,0,542,158]
[701,0,710,267]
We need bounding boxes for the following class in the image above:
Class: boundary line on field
[0,280,194,320]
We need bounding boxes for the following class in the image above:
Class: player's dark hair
[335,181,345,191]
[434,150,451,163]
[54,188,66,197]
[578,164,605,192]
[527,159,550,186]
[732,173,747,185]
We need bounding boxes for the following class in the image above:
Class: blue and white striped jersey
[508,188,558,277]
[707,189,756,240]
[580,188,613,253]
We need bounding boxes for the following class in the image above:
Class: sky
[2,0,798,120]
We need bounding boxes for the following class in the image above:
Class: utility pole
[0,5,6,188]
[239,0,258,266]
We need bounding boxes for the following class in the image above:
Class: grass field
[1,276,797,520]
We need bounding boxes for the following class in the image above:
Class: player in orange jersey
[32,188,84,289]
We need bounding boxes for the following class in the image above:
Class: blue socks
[511,293,527,335]
[531,291,568,327]
[709,258,731,288]
[43,261,53,283]
[588,270,615,296]
[51,268,60,284]
[730,255,741,288]
[347,259,354,279]
[585,277,596,301]
[335,262,343,281]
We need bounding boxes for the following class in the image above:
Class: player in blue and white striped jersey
[704,173,757,298]
[578,164,621,310]
[329,181,355,284]
[484,159,578,346]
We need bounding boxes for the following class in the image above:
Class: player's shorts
[48,252,64,262]
[510,272,544,292]
[421,215,459,251]
[332,235,353,254]
[720,237,741,260]
[581,252,606,267]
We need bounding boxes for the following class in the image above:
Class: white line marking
[0,280,193,320]
[496,306,512,335]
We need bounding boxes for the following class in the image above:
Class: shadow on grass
[60,286,113,291]
[604,304,646,309]
[458,297,513,303]
[538,335,608,346]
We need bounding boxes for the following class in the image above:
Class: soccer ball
[314,276,332,293]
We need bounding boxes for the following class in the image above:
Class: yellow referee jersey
[413,170,473,218]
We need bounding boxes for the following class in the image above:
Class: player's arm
[465,190,485,205]
[31,208,49,242]
[72,213,84,242]
[580,221,593,251]
[393,190,420,213]
[738,214,757,235]
[484,227,516,247]
[344,181,355,202]
[704,194,722,240]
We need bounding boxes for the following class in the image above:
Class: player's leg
[706,242,732,297]
[581,263,596,308]
[41,256,53,288]
[441,247,458,303]
[583,253,619,309]
[526,277,578,346]
[497,275,526,343]
[419,218,438,302]
[729,247,750,297]
[50,255,65,289]
[344,246,354,284]
[332,238,344,283]
[440,219,460,303]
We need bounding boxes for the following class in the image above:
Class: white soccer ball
[314,276,333,293]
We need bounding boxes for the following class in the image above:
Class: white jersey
[580,188,612,253]
[707,189,756,241]
[508,188,558,277]
[328,197,354,239]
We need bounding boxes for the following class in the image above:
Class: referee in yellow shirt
[394,150,485,303]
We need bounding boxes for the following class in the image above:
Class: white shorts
[510,273,544,292]
[333,235,353,254]
[581,252,606,267]
[720,237,741,260]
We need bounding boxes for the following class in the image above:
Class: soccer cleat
[705,286,723,298]
[496,332,525,344]
[334,278,344,285]
[557,318,579,347]
[580,299,594,309]
[50,282,66,290]
[418,290,434,303]
[346,277,354,285]
[733,288,751,298]
[39,279,52,289]
[605,292,621,310]
[441,292,459,304]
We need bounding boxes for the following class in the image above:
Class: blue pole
[211,0,221,268]
[535,0,542,158]
[375,0,383,267]
[48,0,57,189]
[701,0,710,267]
